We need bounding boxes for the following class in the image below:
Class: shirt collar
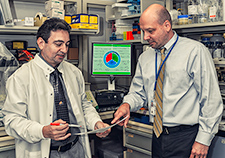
[38,53,63,73]
[39,53,54,68]
[155,31,178,55]
[164,31,177,53]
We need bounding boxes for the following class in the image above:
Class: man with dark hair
[112,4,223,158]
[36,18,71,43]
[2,18,110,158]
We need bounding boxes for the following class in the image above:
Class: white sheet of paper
[73,115,128,135]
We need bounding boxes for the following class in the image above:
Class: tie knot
[51,68,61,76]
[160,48,166,59]
[160,48,166,54]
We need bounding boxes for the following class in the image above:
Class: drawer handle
[127,149,133,153]
[128,134,134,138]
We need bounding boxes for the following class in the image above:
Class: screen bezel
[91,42,132,77]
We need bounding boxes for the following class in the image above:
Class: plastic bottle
[188,0,199,23]
[208,0,218,22]
[178,15,189,25]
[198,0,208,23]
[212,41,224,58]
[210,34,224,58]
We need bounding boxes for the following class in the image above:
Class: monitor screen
[91,42,132,77]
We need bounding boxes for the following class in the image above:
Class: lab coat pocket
[25,150,41,158]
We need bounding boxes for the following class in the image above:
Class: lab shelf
[213,59,225,67]
[107,39,141,43]
[126,120,152,134]
[107,13,141,21]
[0,145,15,152]
[0,145,15,158]
[173,21,225,35]
[0,136,15,148]
[105,0,165,44]
[0,25,99,35]
[0,0,100,35]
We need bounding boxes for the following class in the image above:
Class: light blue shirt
[123,32,223,146]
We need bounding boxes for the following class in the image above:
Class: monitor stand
[108,76,115,91]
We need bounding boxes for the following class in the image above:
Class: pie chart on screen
[103,51,121,68]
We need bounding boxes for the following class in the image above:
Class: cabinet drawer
[125,144,151,158]
[125,127,152,151]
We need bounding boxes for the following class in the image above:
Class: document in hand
[73,115,129,135]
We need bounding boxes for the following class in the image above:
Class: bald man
[111,4,223,158]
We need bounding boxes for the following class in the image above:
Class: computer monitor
[91,42,132,90]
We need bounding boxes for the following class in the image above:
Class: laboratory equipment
[91,42,132,90]
[95,89,126,111]
[178,15,189,25]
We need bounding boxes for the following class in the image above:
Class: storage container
[178,15,188,25]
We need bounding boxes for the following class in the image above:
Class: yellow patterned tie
[153,48,166,138]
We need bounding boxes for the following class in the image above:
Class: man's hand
[111,103,130,128]
[94,121,111,138]
[189,141,209,158]
[42,119,71,141]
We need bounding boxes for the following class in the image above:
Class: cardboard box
[89,14,98,29]
[45,0,64,11]
[64,15,72,24]
[70,23,89,29]
[24,17,34,26]
[72,14,89,23]
[67,48,78,60]
[71,14,89,29]
[46,8,65,19]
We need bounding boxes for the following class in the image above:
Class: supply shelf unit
[0,0,100,35]
[105,0,164,44]
[105,0,225,43]
[173,21,225,36]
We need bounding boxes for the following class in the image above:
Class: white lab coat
[2,55,102,158]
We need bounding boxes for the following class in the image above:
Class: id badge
[150,99,156,116]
